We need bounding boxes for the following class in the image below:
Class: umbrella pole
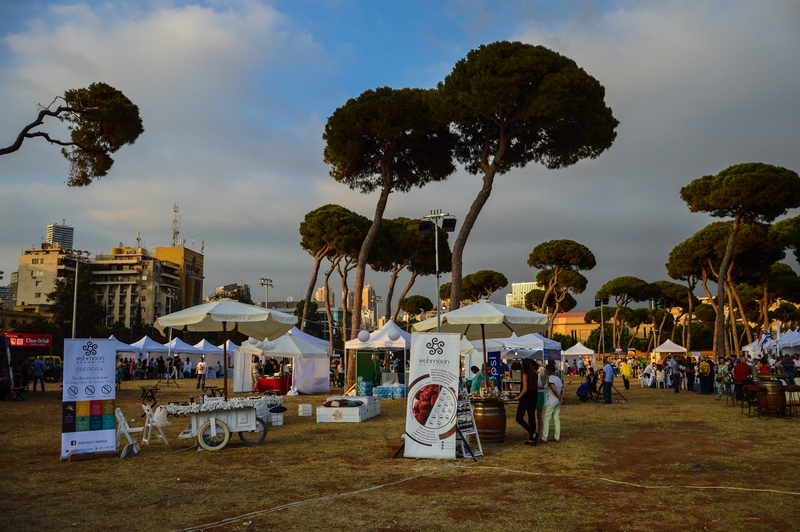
[223,321,228,401]
[482,324,489,390]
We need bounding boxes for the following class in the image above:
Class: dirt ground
[1,377,798,531]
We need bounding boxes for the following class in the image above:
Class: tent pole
[222,321,228,401]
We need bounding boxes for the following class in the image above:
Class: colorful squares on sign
[102,414,115,430]
[90,400,103,416]
[102,400,115,415]
[76,416,91,432]
[76,401,90,417]
[62,402,77,433]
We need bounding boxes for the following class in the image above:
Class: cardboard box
[316,404,368,423]
[386,438,405,458]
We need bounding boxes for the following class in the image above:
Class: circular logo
[102,385,112,395]
[68,386,78,396]
[82,342,98,356]
[85,385,95,396]
[426,338,445,356]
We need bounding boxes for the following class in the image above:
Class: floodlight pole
[70,250,90,339]
[423,211,448,333]
[258,278,273,308]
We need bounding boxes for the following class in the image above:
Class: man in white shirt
[195,357,207,389]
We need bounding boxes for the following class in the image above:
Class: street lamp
[70,250,91,339]
[419,210,457,333]
[258,278,273,308]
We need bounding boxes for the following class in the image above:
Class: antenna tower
[171,204,181,247]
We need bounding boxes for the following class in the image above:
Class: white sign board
[60,339,117,459]
[404,333,460,460]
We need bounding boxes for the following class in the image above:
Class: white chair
[656,371,666,389]
[639,373,649,388]
[142,404,170,445]
[115,408,143,454]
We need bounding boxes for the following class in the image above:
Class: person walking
[620,358,633,390]
[30,356,46,392]
[540,363,564,443]
[195,357,207,389]
[602,358,614,404]
[509,358,539,445]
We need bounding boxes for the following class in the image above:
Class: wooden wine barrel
[472,399,506,444]
[757,381,785,417]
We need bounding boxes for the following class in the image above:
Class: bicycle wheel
[197,419,230,451]
[238,417,267,446]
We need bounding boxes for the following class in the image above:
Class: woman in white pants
[541,363,564,443]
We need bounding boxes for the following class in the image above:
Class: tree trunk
[726,284,741,355]
[301,246,330,332]
[685,280,696,351]
[323,256,342,355]
[392,271,419,323]
[728,271,753,346]
[450,166,498,310]
[384,263,408,320]
[714,216,740,360]
[348,177,392,390]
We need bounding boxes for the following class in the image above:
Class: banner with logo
[60,339,117,459]
[404,333,460,460]
[488,351,501,385]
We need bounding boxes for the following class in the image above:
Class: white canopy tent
[653,339,687,354]
[284,327,331,395]
[561,342,596,374]
[345,320,410,386]
[130,336,170,359]
[108,335,138,354]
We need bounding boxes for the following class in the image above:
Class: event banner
[60,339,117,460]
[404,332,460,460]
[488,351,501,385]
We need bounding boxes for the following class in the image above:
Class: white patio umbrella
[154,299,297,400]
[413,299,548,389]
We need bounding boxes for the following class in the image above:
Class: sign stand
[455,383,482,459]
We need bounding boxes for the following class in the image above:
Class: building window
[35,281,42,286]
[31,270,44,278]
[35,293,42,298]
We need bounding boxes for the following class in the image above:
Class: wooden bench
[11,387,26,401]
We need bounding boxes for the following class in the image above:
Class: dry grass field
[1,376,798,532]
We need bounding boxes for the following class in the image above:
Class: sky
[1,0,799,317]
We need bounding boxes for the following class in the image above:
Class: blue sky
[1,0,799,316]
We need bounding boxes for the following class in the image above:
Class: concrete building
[15,243,76,308]
[46,222,74,251]
[505,281,543,309]
[315,286,334,307]
[210,281,251,302]
[153,246,204,310]
[93,245,181,327]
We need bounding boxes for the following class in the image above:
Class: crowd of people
[115,356,224,383]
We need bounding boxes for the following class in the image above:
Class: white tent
[109,335,138,354]
[130,336,170,359]
[344,320,410,349]
[193,339,224,355]
[653,339,687,353]
[561,342,597,373]
[165,337,203,355]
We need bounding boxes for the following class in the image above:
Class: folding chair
[656,371,666,389]
[116,408,143,454]
[142,404,170,445]
[639,373,650,388]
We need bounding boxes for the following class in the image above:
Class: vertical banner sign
[487,351,501,385]
[61,339,117,459]
[405,333,460,459]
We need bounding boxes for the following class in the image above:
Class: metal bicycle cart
[166,397,281,451]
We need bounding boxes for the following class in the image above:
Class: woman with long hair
[510,358,539,445]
